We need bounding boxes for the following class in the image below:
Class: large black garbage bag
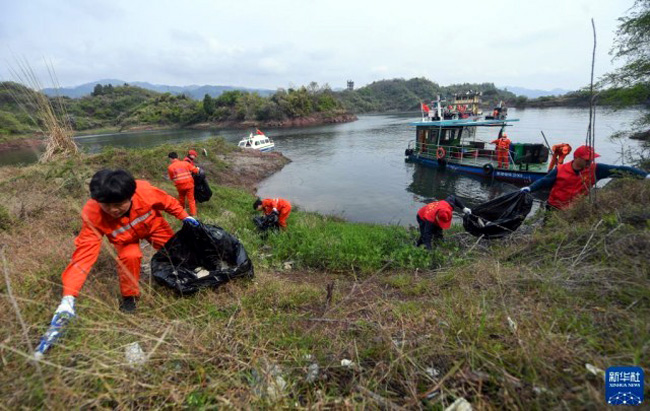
[193,172,213,203]
[151,222,253,295]
[463,191,533,239]
[252,213,279,232]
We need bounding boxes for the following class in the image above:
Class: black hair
[253,198,262,210]
[89,169,137,203]
[168,152,178,159]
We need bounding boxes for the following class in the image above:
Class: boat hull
[407,154,546,185]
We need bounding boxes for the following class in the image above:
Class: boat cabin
[405,118,550,184]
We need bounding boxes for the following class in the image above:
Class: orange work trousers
[176,184,197,216]
[112,218,174,297]
[497,150,509,169]
[277,204,292,229]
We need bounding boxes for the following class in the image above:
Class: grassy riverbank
[0,140,648,409]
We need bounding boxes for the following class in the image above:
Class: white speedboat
[237,130,275,152]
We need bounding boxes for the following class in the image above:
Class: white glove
[463,207,472,215]
[183,216,200,227]
[645,174,650,179]
[521,186,531,193]
[54,295,76,318]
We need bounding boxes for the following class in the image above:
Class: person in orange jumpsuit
[254,197,292,229]
[53,169,199,315]
[168,152,200,216]
[416,195,471,249]
[491,132,511,169]
[184,149,198,165]
[547,143,572,171]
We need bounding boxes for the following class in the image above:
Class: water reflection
[0,108,642,226]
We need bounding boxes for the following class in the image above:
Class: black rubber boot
[120,296,137,313]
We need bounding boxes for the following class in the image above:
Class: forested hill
[335,78,518,113]
[0,81,351,137]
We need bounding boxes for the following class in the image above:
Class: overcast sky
[0,0,634,91]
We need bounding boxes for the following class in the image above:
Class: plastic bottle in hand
[34,311,74,359]
[34,296,76,360]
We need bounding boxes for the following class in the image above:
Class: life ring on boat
[483,163,494,175]
[436,147,446,160]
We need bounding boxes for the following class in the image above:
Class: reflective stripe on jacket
[548,161,596,209]
[60,180,189,296]
[491,138,511,151]
[168,159,199,187]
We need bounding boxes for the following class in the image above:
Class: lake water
[0,107,643,225]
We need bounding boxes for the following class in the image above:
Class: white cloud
[0,0,633,90]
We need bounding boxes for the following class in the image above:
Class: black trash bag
[253,212,279,231]
[462,191,533,239]
[151,222,253,295]
[193,171,213,203]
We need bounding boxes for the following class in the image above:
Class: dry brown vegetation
[0,142,648,409]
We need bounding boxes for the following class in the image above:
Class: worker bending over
[548,143,572,171]
[522,145,649,210]
[52,169,199,318]
[168,152,200,216]
[254,197,292,230]
[416,195,471,249]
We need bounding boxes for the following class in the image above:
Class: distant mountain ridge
[503,86,571,99]
[42,79,275,99]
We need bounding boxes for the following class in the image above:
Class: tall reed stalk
[5,58,78,162]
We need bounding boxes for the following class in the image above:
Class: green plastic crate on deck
[511,143,525,162]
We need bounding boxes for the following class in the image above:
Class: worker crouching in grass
[52,169,199,319]
[168,152,200,216]
[254,197,292,230]
[416,195,471,249]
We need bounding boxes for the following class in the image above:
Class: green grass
[0,141,648,408]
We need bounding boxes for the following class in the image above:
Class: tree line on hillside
[337,78,519,113]
[0,81,348,136]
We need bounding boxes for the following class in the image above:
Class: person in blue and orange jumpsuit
[254,197,292,230]
[416,195,471,249]
[491,132,511,169]
[51,169,199,316]
[168,152,200,216]
[522,145,649,210]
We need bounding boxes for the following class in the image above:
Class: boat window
[255,141,259,146]
[264,139,269,144]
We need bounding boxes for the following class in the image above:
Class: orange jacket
[547,161,596,209]
[61,180,189,296]
[168,159,199,188]
[261,198,291,215]
[491,137,511,151]
[417,200,453,226]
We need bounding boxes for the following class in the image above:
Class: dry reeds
[5,58,78,162]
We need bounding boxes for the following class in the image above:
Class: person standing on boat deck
[491,132,511,169]
[168,152,201,216]
[184,149,198,165]
[416,195,472,250]
[521,145,649,210]
[254,197,292,230]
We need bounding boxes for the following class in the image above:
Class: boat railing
[412,141,508,164]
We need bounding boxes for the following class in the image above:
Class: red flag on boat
[256,129,264,135]
[421,103,430,113]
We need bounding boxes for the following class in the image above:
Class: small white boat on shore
[238,129,275,152]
